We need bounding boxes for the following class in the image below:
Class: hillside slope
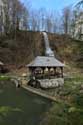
[0,31,82,69]
[0,31,44,66]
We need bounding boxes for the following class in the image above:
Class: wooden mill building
[27,56,64,79]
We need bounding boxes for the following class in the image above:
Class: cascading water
[43,32,55,57]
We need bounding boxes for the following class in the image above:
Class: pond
[0,81,52,125]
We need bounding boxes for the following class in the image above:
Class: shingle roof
[27,56,64,67]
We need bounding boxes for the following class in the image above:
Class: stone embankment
[22,85,60,102]
[39,78,64,88]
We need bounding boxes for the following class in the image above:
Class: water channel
[0,81,52,125]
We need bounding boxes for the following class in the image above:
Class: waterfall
[43,32,55,57]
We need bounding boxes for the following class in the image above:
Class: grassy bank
[40,75,83,125]
[0,75,10,81]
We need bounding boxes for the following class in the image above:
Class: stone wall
[39,78,64,88]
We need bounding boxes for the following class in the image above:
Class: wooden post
[61,67,63,78]
[30,67,35,77]
[48,67,51,78]
[42,67,45,78]
[54,67,57,76]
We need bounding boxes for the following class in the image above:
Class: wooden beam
[54,67,57,76]
[60,67,63,78]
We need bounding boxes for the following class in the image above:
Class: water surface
[0,82,52,125]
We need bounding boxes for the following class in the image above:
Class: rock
[81,84,83,89]
[22,73,27,77]
[39,78,64,88]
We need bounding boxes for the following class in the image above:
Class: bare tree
[29,10,38,31]
[62,7,71,34]
[0,3,5,34]
[45,17,52,32]
[2,0,29,34]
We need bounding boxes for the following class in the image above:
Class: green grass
[0,106,22,117]
[41,76,83,125]
[0,76,10,81]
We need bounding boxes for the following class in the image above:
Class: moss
[0,76,10,81]
[0,106,23,118]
